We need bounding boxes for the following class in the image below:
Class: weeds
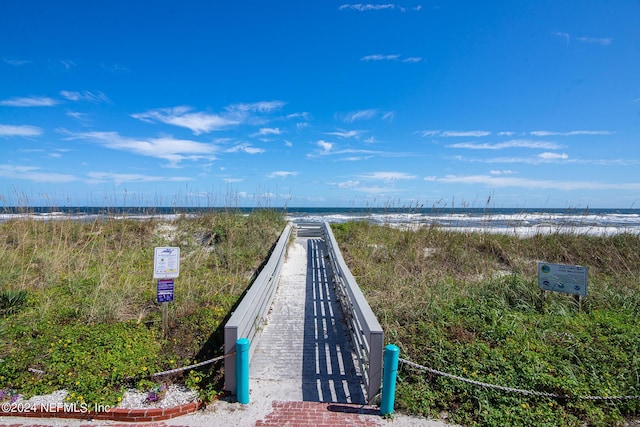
[333,222,640,427]
[0,209,285,406]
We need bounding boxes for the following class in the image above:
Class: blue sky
[1,1,639,208]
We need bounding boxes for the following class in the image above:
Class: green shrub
[0,209,285,405]
[334,223,640,426]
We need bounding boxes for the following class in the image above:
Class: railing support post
[236,338,250,404]
[380,344,400,416]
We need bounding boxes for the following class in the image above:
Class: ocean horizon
[1,206,639,236]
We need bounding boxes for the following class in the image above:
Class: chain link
[399,357,640,401]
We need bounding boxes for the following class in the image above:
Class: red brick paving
[0,423,189,427]
[0,400,385,426]
[255,401,382,427]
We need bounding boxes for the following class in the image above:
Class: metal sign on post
[154,247,180,337]
[538,262,588,296]
[157,279,175,303]
[154,247,180,279]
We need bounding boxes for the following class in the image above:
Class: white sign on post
[538,262,588,296]
[154,247,180,279]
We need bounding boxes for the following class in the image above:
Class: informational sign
[154,247,180,279]
[157,279,175,303]
[538,262,588,296]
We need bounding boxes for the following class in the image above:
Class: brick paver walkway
[255,401,381,426]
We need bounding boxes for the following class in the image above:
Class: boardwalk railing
[322,221,384,403]
[224,223,292,394]
[295,221,324,238]
[224,221,384,403]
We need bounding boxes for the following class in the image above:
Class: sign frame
[154,247,180,279]
[538,262,588,297]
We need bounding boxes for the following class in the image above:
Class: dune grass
[332,221,640,427]
[0,209,286,406]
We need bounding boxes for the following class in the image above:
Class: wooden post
[538,289,546,313]
[162,302,168,338]
[574,294,582,313]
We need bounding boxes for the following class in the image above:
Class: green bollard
[380,344,400,416]
[236,338,250,404]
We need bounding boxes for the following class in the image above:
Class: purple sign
[157,279,174,303]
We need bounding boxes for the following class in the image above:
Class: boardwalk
[0,231,453,426]
[251,236,366,404]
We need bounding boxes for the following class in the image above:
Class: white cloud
[339,4,395,11]
[452,153,571,165]
[0,124,43,137]
[284,140,293,147]
[102,63,130,74]
[358,171,417,181]
[87,172,190,186]
[361,54,401,61]
[286,112,311,120]
[420,130,491,137]
[325,130,364,139]
[63,130,218,164]
[316,140,334,153]
[0,164,76,183]
[0,96,58,107]
[448,140,563,150]
[538,152,569,160]
[577,36,612,46]
[132,106,239,135]
[132,101,285,135]
[343,109,378,122]
[441,130,491,137]
[402,57,422,63]
[554,32,570,45]
[226,143,265,154]
[490,170,516,175]
[382,111,394,121]
[225,100,286,115]
[3,58,31,66]
[60,90,111,104]
[337,180,361,188]
[419,130,442,137]
[267,171,298,178]
[434,174,640,191]
[253,127,282,136]
[223,177,244,183]
[66,111,91,124]
[59,60,75,70]
[530,130,615,136]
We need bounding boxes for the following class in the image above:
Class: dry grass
[0,209,286,405]
[333,221,640,427]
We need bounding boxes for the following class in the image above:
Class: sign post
[154,247,180,337]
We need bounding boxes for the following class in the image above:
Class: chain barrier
[399,357,640,401]
[151,352,235,378]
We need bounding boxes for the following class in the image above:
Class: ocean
[1,207,639,236]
